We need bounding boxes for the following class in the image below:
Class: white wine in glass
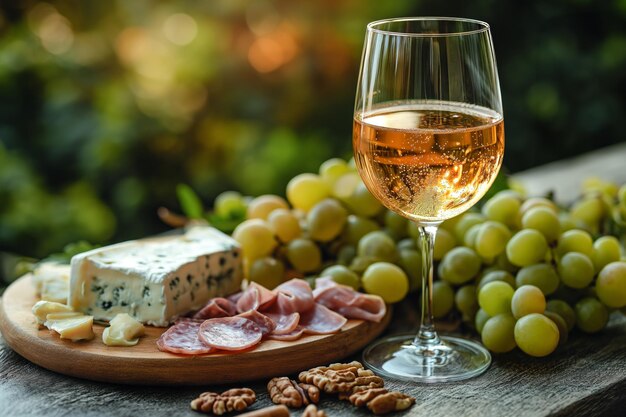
[354,17,504,382]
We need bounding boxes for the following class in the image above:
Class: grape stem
[414,223,442,349]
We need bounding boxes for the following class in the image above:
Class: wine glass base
[363,334,491,383]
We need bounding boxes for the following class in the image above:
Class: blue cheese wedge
[69,227,243,327]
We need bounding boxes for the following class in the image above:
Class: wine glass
[354,17,504,382]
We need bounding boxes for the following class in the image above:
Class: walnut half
[349,387,415,415]
[301,404,327,417]
[190,388,256,415]
[268,377,320,408]
[299,361,384,394]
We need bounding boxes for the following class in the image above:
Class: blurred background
[0,0,625,266]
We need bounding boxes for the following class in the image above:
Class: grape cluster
[210,160,626,358]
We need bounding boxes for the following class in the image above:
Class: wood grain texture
[0,275,390,385]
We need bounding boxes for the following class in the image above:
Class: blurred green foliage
[0,0,624,268]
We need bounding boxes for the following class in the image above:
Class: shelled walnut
[298,361,384,394]
[268,377,320,408]
[349,387,415,415]
[301,404,327,417]
[190,388,256,415]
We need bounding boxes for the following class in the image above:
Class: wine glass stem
[414,223,441,348]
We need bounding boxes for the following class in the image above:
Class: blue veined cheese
[69,227,243,327]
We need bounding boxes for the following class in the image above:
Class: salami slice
[198,316,263,351]
[157,320,215,355]
[193,297,237,319]
[267,327,304,341]
[237,309,276,336]
[299,303,347,335]
[265,312,300,335]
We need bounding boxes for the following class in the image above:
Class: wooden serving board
[0,275,390,386]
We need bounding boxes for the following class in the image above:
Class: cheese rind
[102,313,145,346]
[69,227,243,326]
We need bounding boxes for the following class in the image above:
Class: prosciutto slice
[269,279,315,314]
[236,282,277,313]
[193,297,236,319]
[157,319,214,355]
[265,312,300,335]
[198,316,263,351]
[314,278,386,323]
[299,304,347,335]
[237,309,276,336]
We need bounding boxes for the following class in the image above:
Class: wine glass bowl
[354,17,504,382]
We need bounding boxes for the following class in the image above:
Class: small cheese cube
[32,300,74,325]
[102,313,145,347]
[44,314,94,341]
[69,227,243,326]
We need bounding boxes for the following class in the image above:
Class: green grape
[618,184,626,205]
[477,270,516,291]
[558,213,578,233]
[544,311,569,345]
[336,245,356,266]
[521,207,560,242]
[546,299,576,331]
[350,182,384,217]
[342,215,379,246]
[475,309,490,333]
[249,257,285,289]
[287,173,330,212]
[432,281,455,318]
[511,285,546,319]
[570,196,605,228]
[397,238,417,251]
[519,197,558,216]
[267,208,301,243]
[247,194,290,220]
[433,228,456,261]
[286,238,322,273]
[582,177,618,198]
[514,313,560,357]
[454,212,486,242]
[214,191,247,218]
[481,192,522,228]
[474,221,511,260]
[438,247,482,285]
[407,221,420,240]
[398,249,421,292]
[481,314,517,353]
[505,229,548,267]
[307,198,348,242]
[357,231,397,263]
[233,219,277,260]
[558,252,595,289]
[440,215,462,234]
[320,265,360,290]
[362,262,409,303]
[515,263,559,295]
[478,281,514,316]
[384,211,409,241]
[575,297,609,333]
[596,261,626,308]
[556,229,593,257]
[495,251,519,273]
[319,158,350,186]
[463,224,482,249]
[455,284,478,317]
[591,236,622,272]
[349,256,378,275]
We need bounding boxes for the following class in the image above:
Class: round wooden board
[0,275,391,386]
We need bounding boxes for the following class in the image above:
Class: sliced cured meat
[157,320,215,355]
[236,282,277,313]
[227,291,243,304]
[265,312,300,335]
[299,304,347,335]
[267,327,304,341]
[314,278,386,323]
[198,316,263,351]
[237,309,276,336]
[269,279,315,314]
[193,297,237,319]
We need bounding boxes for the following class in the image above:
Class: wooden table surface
[2,145,626,417]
